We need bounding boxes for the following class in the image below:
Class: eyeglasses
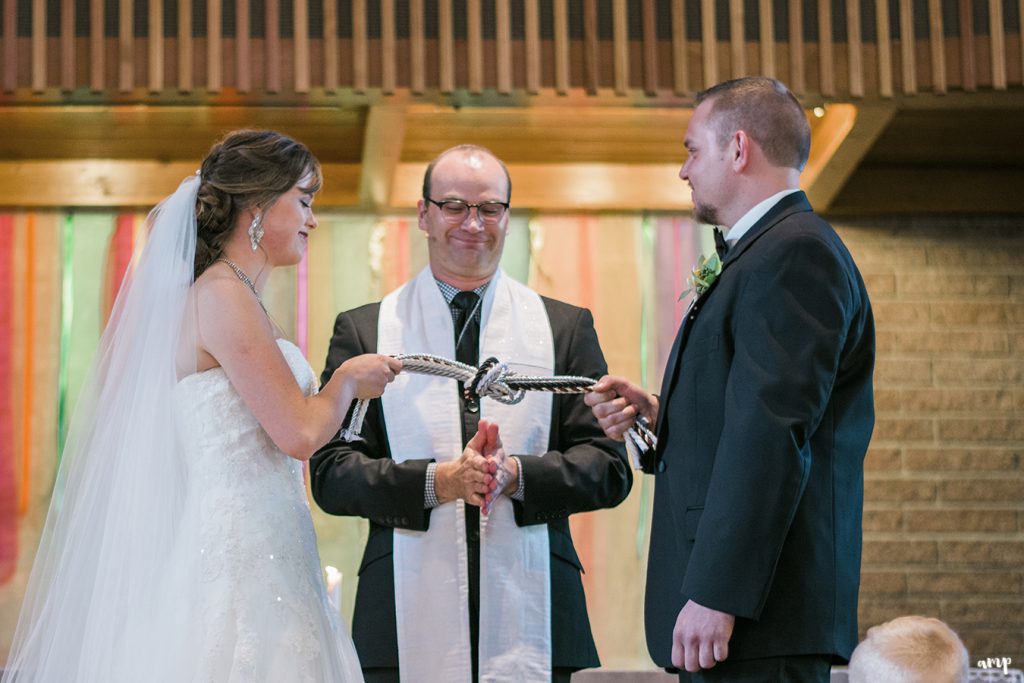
[425,197,509,224]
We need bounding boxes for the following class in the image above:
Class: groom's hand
[585,375,659,441]
[672,599,735,673]
[434,421,497,507]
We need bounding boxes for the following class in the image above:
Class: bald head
[417,144,512,290]
[422,144,512,203]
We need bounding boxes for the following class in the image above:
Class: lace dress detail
[161,339,363,683]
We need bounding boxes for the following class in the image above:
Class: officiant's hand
[584,375,659,441]
[434,420,497,507]
[672,599,735,672]
[480,422,517,515]
[336,354,402,399]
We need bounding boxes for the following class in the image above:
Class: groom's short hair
[696,76,811,172]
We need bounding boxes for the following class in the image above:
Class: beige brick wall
[834,216,1024,662]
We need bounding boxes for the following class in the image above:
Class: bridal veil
[2,176,201,681]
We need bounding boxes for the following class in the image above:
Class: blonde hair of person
[848,615,969,683]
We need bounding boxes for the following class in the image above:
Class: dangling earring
[248,213,264,251]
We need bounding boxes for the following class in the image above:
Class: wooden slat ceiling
[0,0,1022,102]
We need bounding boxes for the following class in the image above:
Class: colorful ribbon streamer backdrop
[0,209,710,667]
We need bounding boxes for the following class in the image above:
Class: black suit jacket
[310,295,632,671]
[645,192,875,665]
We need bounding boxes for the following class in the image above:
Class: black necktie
[713,227,729,259]
[452,290,482,678]
[452,291,480,366]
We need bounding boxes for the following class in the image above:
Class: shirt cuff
[424,462,440,509]
[510,456,525,501]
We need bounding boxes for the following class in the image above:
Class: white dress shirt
[724,188,801,248]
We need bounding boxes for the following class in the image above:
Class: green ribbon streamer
[61,214,115,466]
[500,214,532,285]
[56,215,74,463]
[636,214,656,559]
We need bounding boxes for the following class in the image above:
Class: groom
[587,77,875,681]
[310,144,632,683]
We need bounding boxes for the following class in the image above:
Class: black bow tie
[713,228,729,259]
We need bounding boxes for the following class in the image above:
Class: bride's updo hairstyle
[194,129,322,279]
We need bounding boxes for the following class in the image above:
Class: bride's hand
[336,354,402,399]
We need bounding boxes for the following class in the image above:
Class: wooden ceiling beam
[803,104,896,213]
[0,161,361,207]
[392,162,692,211]
[358,104,407,209]
[0,106,367,162]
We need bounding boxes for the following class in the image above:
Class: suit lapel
[655,192,813,448]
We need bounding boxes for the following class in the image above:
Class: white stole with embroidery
[378,266,554,683]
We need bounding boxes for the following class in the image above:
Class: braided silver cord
[338,354,657,470]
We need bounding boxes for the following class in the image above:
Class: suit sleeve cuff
[510,456,526,501]
[424,462,441,509]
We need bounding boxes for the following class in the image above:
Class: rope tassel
[340,354,658,471]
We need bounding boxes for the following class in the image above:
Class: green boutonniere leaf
[678,252,723,301]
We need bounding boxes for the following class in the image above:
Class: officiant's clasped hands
[433,419,518,513]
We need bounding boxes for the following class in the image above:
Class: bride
[1,130,399,682]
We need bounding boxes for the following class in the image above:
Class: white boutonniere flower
[678,252,723,301]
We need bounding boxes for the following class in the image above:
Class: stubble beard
[693,202,720,227]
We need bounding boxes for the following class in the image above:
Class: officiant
[310,144,632,683]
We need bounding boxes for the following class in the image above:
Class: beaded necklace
[217,258,268,314]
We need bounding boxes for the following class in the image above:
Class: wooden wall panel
[642,0,658,92]
[730,0,746,77]
[960,0,976,90]
[496,0,512,92]
[876,0,893,95]
[0,0,1020,100]
[989,0,1007,88]
[237,0,251,91]
[789,0,805,92]
[294,0,310,92]
[759,0,775,78]
[179,0,193,91]
[899,0,916,92]
[31,0,44,91]
[438,0,454,92]
[702,0,718,87]
[119,0,133,90]
[928,0,946,93]
[847,0,863,95]
[554,0,569,93]
[208,0,221,91]
[819,0,834,95]
[613,0,628,93]
[60,0,74,90]
[672,0,689,93]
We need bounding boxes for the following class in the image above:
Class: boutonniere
[678,252,723,301]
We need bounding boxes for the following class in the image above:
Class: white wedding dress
[147,338,364,682]
[2,178,363,683]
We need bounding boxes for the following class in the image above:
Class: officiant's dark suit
[309,145,631,683]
